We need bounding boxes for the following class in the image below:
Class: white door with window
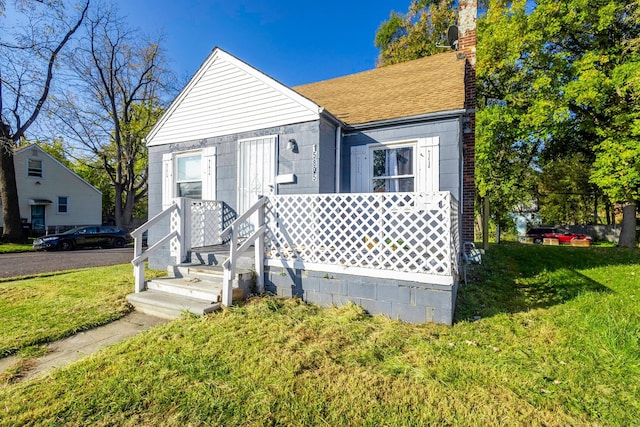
[237,136,277,217]
[350,137,439,193]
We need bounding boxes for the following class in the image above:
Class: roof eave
[343,108,467,132]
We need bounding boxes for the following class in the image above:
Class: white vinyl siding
[147,50,320,147]
[9,145,101,228]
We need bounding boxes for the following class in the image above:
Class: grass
[0,244,638,425]
[0,264,165,357]
[0,242,33,253]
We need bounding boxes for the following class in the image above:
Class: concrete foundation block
[348,281,376,300]
[377,283,411,304]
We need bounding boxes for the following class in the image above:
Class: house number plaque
[312,144,318,182]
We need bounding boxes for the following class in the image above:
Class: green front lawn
[0,244,638,425]
[0,242,33,253]
[0,264,165,357]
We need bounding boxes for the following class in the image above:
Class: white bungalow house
[130,2,477,324]
[0,144,102,236]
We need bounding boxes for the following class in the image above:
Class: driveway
[0,247,134,278]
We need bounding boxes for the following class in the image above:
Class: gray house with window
[0,145,102,235]
[135,0,476,325]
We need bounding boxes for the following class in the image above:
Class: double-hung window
[28,159,43,177]
[162,147,216,208]
[372,145,414,192]
[57,196,68,214]
[350,137,439,194]
[176,153,202,199]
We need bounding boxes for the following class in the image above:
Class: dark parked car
[526,226,592,244]
[33,226,133,251]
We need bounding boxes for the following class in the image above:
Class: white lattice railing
[132,198,234,293]
[263,192,459,285]
[188,200,235,248]
[132,193,460,299]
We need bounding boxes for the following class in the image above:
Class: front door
[237,136,277,233]
[31,205,45,235]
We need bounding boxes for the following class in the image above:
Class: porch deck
[131,191,462,324]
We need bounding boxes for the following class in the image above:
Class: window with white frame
[28,159,43,177]
[350,137,439,194]
[162,147,216,208]
[176,153,202,198]
[371,145,414,192]
[57,196,68,214]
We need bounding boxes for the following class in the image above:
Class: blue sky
[114,0,412,87]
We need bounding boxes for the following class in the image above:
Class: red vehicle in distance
[525,227,593,244]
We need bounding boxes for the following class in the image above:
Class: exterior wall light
[287,138,298,153]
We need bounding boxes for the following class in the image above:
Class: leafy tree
[0,0,88,242]
[37,138,73,168]
[56,3,169,229]
[375,0,457,66]
[478,0,639,246]
[534,0,639,246]
[476,0,555,240]
[475,103,540,239]
[537,154,600,225]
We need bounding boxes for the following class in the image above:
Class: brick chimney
[458,0,477,244]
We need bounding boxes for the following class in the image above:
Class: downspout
[335,125,342,192]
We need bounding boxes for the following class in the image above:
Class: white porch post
[133,235,145,293]
[222,224,236,307]
[173,197,192,264]
[255,197,265,293]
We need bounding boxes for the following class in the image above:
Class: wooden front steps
[126,246,255,320]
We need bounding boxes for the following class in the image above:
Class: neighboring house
[0,144,102,236]
[138,2,477,324]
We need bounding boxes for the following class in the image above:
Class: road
[0,247,135,278]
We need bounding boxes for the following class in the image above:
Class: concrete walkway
[0,311,169,382]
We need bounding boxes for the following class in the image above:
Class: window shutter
[162,153,174,208]
[350,145,368,193]
[417,137,440,193]
[201,146,216,200]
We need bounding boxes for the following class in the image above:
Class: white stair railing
[219,197,267,307]
[131,198,190,293]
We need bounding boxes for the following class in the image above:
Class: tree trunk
[482,195,489,249]
[0,143,26,242]
[618,202,637,248]
[122,188,136,230]
[114,184,136,230]
[114,184,124,229]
